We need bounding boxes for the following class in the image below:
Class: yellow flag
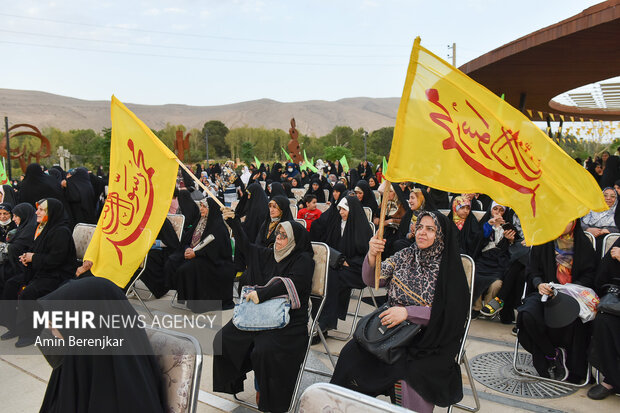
[387,38,606,245]
[84,96,179,288]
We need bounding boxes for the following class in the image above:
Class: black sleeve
[526,246,545,291]
[31,228,73,272]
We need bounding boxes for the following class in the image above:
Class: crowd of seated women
[1,158,620,412]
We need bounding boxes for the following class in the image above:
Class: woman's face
[604,189,617,208]
[408,192,419,210]
[292,180,298,187]
[415,215,437,249]
[354,188,364,202]
[491,205,505,218]
[36,205,46,223]
[269,202,282,219]
[333,190,341,201]
[368,178,377,187]
[199,203,209,217]
[12,215,21,226]
[0,210,10,222]
[456,205,471,220]
[339,207,349,221]
[312,183,319,191]
[274,227,289,251]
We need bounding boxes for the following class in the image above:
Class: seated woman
[0,198,76,347]
[255,195,293,247]
[213,213,314,413]
[304,178,326,203]
[380,184,409,257]
[310,182,348,242]
[587,237,620,400]
[0,203,37,295]
[517,219,597,382]
[330,211,469,413]
[167,198,235,312]
[354,180,379,224]
[581,187,619,251]
[447,196,482,258]
[472,202,516,319]
[0,203,17,242]
[313,195,373,336]
[37,277,166,412]
[393,188,428,253]
[235,183,270,243]
[138,217,181,298]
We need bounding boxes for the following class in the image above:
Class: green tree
[323,146,352,161]
[368,127,394,157]
[201,120,230,158]
[240,141,254,164]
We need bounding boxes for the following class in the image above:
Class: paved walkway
[1,289,618,412]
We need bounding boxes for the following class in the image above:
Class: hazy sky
[0,0,602,106]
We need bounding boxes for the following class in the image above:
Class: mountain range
[0,89,400,137]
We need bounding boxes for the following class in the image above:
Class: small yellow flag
[386,38,606,245]
[84,96,179,288]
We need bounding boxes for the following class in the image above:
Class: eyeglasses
[276,231,288,240]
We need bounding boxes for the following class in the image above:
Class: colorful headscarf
[451,196,471,230]
[554,220,576,284]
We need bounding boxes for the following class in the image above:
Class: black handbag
[598,284,620,317]
[353,276,427,364]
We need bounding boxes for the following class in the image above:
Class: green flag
[382,156,388,179]
[0,161,7,185]
[340,155,350,173]
[281,147,293,162]
[303,150,318,173]
[253,156,261,168]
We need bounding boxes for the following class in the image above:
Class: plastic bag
[551,282,599,323]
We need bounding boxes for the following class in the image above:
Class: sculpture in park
[175,130,191,162]
[0,123,51,172]
[287,118,303,164]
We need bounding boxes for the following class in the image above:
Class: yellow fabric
[84,96,178,288]
[386,38,606,245]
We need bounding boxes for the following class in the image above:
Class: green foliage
[201,120,230,158]
[368,127,394,157]
[226,126,289,161]
[323,146,353,161]
[240,141,254,164]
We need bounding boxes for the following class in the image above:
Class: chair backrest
[363,206,372,222]
[602,233,620,257]
[289,198,298,205]
[369,221,376,235]
[298,383,411,413]
[291,188,306,201]
[438,208,450,216]
[146,327,202,413]
[167,214,185,241]
[72,223,97,261]
[472,210,486,222]
[584,231,596,250]
[310,242,330,298]
[289,204,298,219]
[316,203,330,213]
[295,218,307,229]
[373,190,381,205]
[260,181,266,190]
[230,200,239,211]
[323,189,330,202]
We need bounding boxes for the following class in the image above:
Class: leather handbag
[353,276,427,364]
[598,284,620,317]
[232,277,301,331]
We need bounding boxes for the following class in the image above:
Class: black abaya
[64,167,97,227]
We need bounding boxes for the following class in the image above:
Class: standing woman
[0,184,17,206]
[63,167,97,227]
[0,198,76,346]
[17,163,67,211]
[235,183,270,243]
[331,211,469,412]
[213,212,314,413]
[167,198,235,312]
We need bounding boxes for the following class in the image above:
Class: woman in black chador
[314,195,373,334]
[167,198,235,312]
[330,211,469,412]
[63,167,97,227]
[18,164,67,211]
[138,217,181,299]
[310,182,347,242]
[254,195,293,247]
[517,219,597,383]
[0,198,76,346]
[353,179,379,222]
[235,183,270,243]
[0,203,37,293]
[213,211,314,413]
[37,277,165,412]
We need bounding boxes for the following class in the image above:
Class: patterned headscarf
[383,211,445,306]
[554,220,576,284]
[451,196,471,230]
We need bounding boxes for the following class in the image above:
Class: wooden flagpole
[374,180,391,289]
[176,159,226,209]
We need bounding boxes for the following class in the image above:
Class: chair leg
[130,286,154,319]
[450,352,481,412]
[330,290,364,341]
[170,291,190,310]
